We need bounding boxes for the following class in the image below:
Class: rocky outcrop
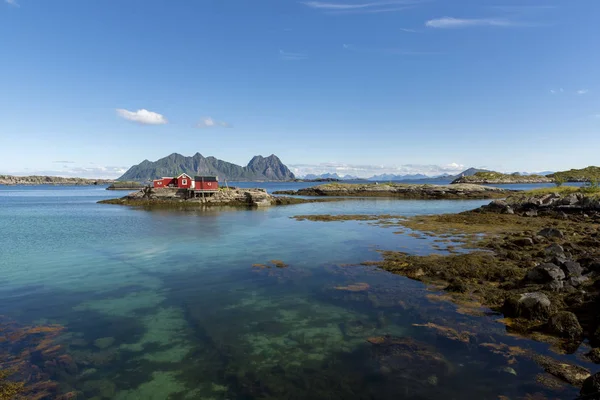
[273,183,511,199]
[451,171,552,185]
[0,175,114,186]
[99,187,322,208]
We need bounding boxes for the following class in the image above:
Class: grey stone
[545,244,566,258]
[545,280,565,292]
[567,276,589,288]
[561,261,583,278]
[538,228,565,239]
[524,209,538,217]
[526,263,566,283]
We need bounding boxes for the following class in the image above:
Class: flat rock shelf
[273,182,512,199]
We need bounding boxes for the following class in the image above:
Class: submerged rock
[545,312,583,340]
[366,336,453,382]
[503,292,552,321]
[534,354,590,387]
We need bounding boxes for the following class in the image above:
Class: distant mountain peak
[118,153,295,182]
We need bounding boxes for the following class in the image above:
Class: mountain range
[118,153,295,182]
[300,168,555,181]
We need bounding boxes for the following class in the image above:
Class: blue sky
[0,0,598,178]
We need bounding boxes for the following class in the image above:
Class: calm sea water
[0,184,586,399]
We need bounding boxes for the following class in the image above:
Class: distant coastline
[0,175,114,186]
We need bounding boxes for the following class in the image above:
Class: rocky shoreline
[99,187,333,208]
[0,175,115,186]
[293,187,600,394]
[274,182,511,199]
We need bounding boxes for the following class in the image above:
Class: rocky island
[274,182,512,199]
[99,187,327,208]
[451,171,553,185]
[0,175,115,186]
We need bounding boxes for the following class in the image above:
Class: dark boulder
[538,228,565,239]
[581,372,600,397]
[561,261,583,278]
[512,237,534,247]
[545,311,583,340]
[503,292,552,321]
[485,200,514,214]
[526,263,565,284]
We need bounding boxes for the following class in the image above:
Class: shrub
[554,175,565,187]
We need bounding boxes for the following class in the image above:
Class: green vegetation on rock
[451,171,551,184]
[550,166,600,183]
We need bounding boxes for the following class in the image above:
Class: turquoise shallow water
[0,185,586,399]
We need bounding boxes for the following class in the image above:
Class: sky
[0,0,598,179]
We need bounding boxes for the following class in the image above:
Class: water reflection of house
[153,174,219,192]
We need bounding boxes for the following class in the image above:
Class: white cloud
[197,117,231,128]
[5,0,19,7]
[116,108,168,125]
[400,28,419,33]
[279,50,308,60]
[577,89,589,95]
[302,1,412,10]
[426,17,515,28]
[5,166,128,179]
[301,1,418,14]
[288,162,467,179]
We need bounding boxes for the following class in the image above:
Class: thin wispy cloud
[343,43,441,56]
[491,5,557,14]
[116,109,168,125]
[549,88,564,94]
[302,1,419,14]
[279,50,308,61]
[426,17,516,28]
[400,28,419,33]
[53,161,76,164]
[196,117,231,128]
[577,89,589,95]
[5,0,19,7]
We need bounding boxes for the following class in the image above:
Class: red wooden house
[194,176,219,191]
[153,173,193,189]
